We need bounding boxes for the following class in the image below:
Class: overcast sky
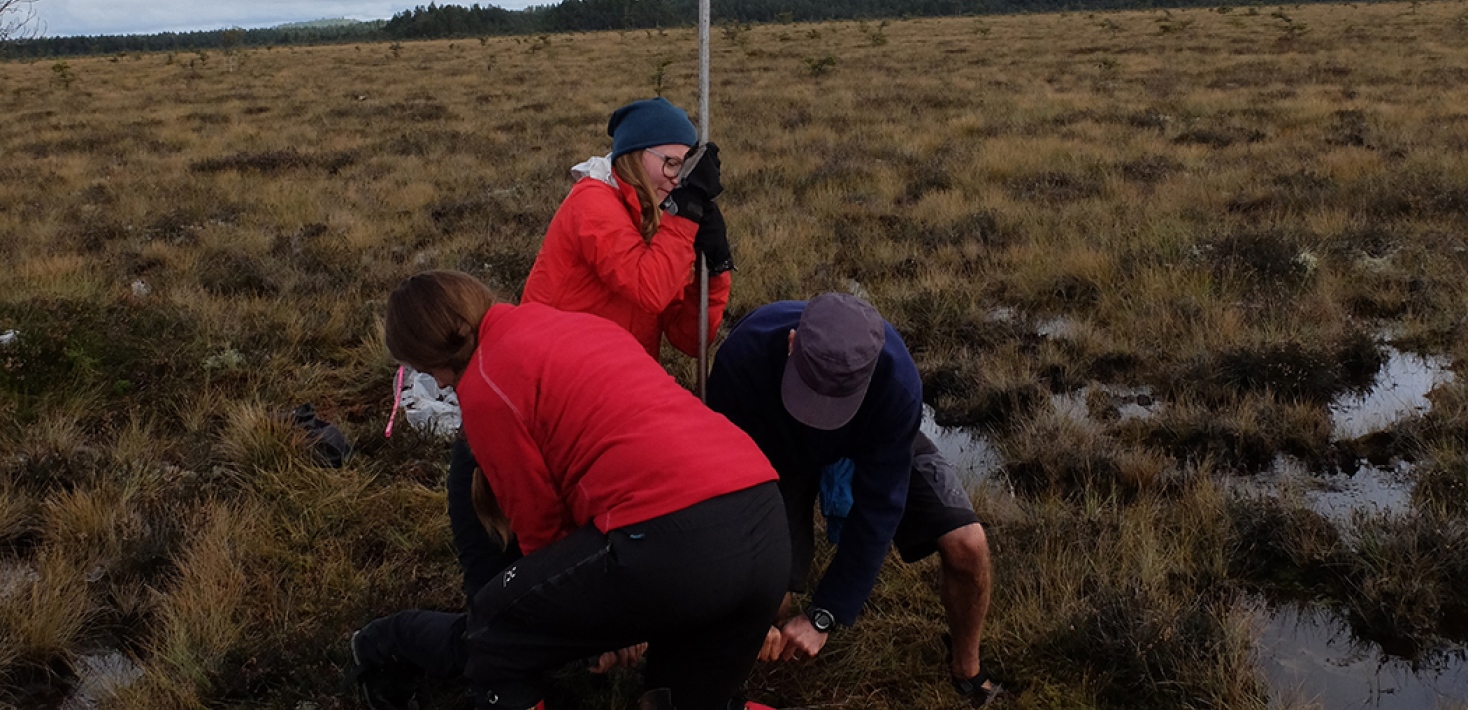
[33,0,538,37]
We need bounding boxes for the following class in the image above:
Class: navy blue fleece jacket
[706,300,922,626]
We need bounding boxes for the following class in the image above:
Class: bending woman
[356,271,787,710]
[449,97,732,600]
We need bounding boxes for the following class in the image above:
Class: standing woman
[446,98,733,601]
[356,271,787,710]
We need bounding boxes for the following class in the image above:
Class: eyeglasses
[645,148,686,180]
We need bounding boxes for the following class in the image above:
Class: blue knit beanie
[607,98,697,162]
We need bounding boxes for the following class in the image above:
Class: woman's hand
[757,625,785,662]
[588,642,648,673]
[680,142,722,200]
[694,202,733,274]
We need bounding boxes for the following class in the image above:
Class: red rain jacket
[456,302,777,554]
[521,172,731,359]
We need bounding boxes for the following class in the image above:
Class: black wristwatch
[806,606,836,633]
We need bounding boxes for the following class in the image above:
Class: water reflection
[1331,348,1454,441]
[1263,455,1415,525]
[921,404,1003,485]
[1258,603,1468,709]
[1049,384,1161,425]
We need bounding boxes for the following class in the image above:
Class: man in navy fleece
[706,293,1001,706]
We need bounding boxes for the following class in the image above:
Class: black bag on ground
[287,403,351,468]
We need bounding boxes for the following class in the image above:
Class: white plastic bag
[398,367,462,437]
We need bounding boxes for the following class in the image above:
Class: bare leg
[936,522,991,681]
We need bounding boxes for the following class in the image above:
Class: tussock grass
[990,484,1264,709]
[0,482,32,550]
[1228,492,1468,660]
[0,550,94,683]
[5,1,1468,706]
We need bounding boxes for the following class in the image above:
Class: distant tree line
[1,0,1380,58]
[1,22,386,58]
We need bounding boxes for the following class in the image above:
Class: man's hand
[588,643,647,673]
[757,625,785,662]
[778,614,829,661]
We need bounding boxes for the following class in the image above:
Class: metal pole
[698,0,710,142]
[695,0,712,402]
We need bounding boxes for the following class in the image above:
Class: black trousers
[359,482,789,710]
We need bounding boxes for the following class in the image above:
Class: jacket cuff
[810,590,860,628]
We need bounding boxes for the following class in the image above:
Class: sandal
[943,633,1006,707]
[953,670,1005,708]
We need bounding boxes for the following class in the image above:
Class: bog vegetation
[0,0,1397,57]
[2,2,1468,708]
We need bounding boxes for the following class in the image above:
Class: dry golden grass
[3,1,1468,707]
[0,549,93,669]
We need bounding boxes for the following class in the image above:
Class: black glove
[694,202,734,275]
[680,141,722,200]
[661,186,706,223]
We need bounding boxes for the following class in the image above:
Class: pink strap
[384,365,405,438]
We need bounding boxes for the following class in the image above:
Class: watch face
[810,608,834,632]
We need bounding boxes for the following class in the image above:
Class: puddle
[1049,384,1162,425]
[59,651,144,710]
[1301,462,1414,525]
[921,404,1004,486]
[919,386,1160,489]
[1257,602,1468,709]
[1249,455,1414,526]
[1330,347,1454,441]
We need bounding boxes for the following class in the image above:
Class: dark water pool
[1329,347,1453,442]
[921,404,1003,484]
[1258,603,1468,710]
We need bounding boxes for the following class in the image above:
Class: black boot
[349,627,423,710]
[637,688,676,710]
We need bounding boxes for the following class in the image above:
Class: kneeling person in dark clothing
[706,293,1001,706]
[353,270,789,710]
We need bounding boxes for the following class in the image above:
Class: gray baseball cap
[781,293,887,430]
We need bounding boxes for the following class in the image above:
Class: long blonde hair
[613,151,661,242]
[384,270,498,375]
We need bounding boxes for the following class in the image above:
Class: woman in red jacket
[355,271,787,710]
[521,96,732,359]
